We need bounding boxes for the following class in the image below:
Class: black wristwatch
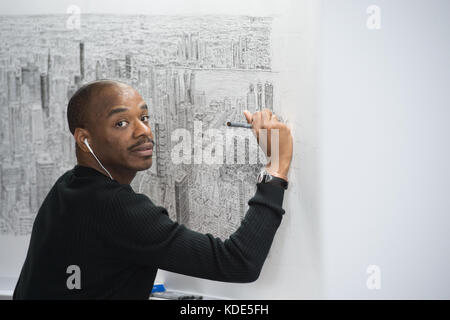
[257,168,288,190]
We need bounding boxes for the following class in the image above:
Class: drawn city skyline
[0,14,275,239]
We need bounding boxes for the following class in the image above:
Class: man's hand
[243,109,293,181]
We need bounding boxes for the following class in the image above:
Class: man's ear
[74,128,90,153]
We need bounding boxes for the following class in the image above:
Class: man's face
[90,84,154,172]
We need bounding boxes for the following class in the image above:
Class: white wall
[318,0,450,299]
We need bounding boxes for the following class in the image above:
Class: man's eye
[116,121,128,128]
[142,115,149,122]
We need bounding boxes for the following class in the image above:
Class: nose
[134,118,153,141]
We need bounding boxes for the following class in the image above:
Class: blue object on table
[151,283,166,293]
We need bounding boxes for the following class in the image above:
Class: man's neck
[77,160,136,185]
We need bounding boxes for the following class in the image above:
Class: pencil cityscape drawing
[0,14,275,239]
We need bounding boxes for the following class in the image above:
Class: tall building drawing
[189,71,195,105]
[6,70,17,103]
[1,162,22,224]
[125,54,132,79]
[183,70,189,102]
[95,60,102,80]
[79,42,85,80]
[172,70,180,114]
[36,153,54,208]
[247,84,256,113]
[257,82,263,111]
[31,103,44,146]
[231,40,240,68]
[264,81,273,111]
[15,75,21,102]
[8,102,22,156]
[47,49,51,99]
[154,123,168,178]
[40,73,49,117]
[21,63,40,102]
[175,172,190,225]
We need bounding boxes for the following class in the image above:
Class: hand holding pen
[226,109,293,181]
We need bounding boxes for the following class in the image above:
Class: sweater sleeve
[100,183,285,283]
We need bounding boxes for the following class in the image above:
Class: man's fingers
[261,109,271,127]
[253,111,262,126]
[243,110,252,124]
[263,108,272,119]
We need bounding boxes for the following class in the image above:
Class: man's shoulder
[55,167,162,213]
[107,183,159,210]
[60,166,127,194]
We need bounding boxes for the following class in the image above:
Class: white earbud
[84,138,114,180]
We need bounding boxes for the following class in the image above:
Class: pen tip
[225,121,231,126]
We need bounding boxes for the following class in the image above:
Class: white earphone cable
[84,139,114,180]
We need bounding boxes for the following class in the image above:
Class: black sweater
[13,164,285,299]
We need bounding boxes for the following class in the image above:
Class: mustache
[129,138,155,151]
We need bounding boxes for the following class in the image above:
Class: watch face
[257,169,267,183]
[257,169,274,184]
[257,172,264,183]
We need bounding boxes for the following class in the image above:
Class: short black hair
[67,79,123,135]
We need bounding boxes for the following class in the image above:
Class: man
[13,80,293,299]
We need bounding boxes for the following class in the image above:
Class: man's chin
[135,158,152,171]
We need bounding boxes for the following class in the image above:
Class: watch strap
[258,169,288,190]
[266,176,288,190]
